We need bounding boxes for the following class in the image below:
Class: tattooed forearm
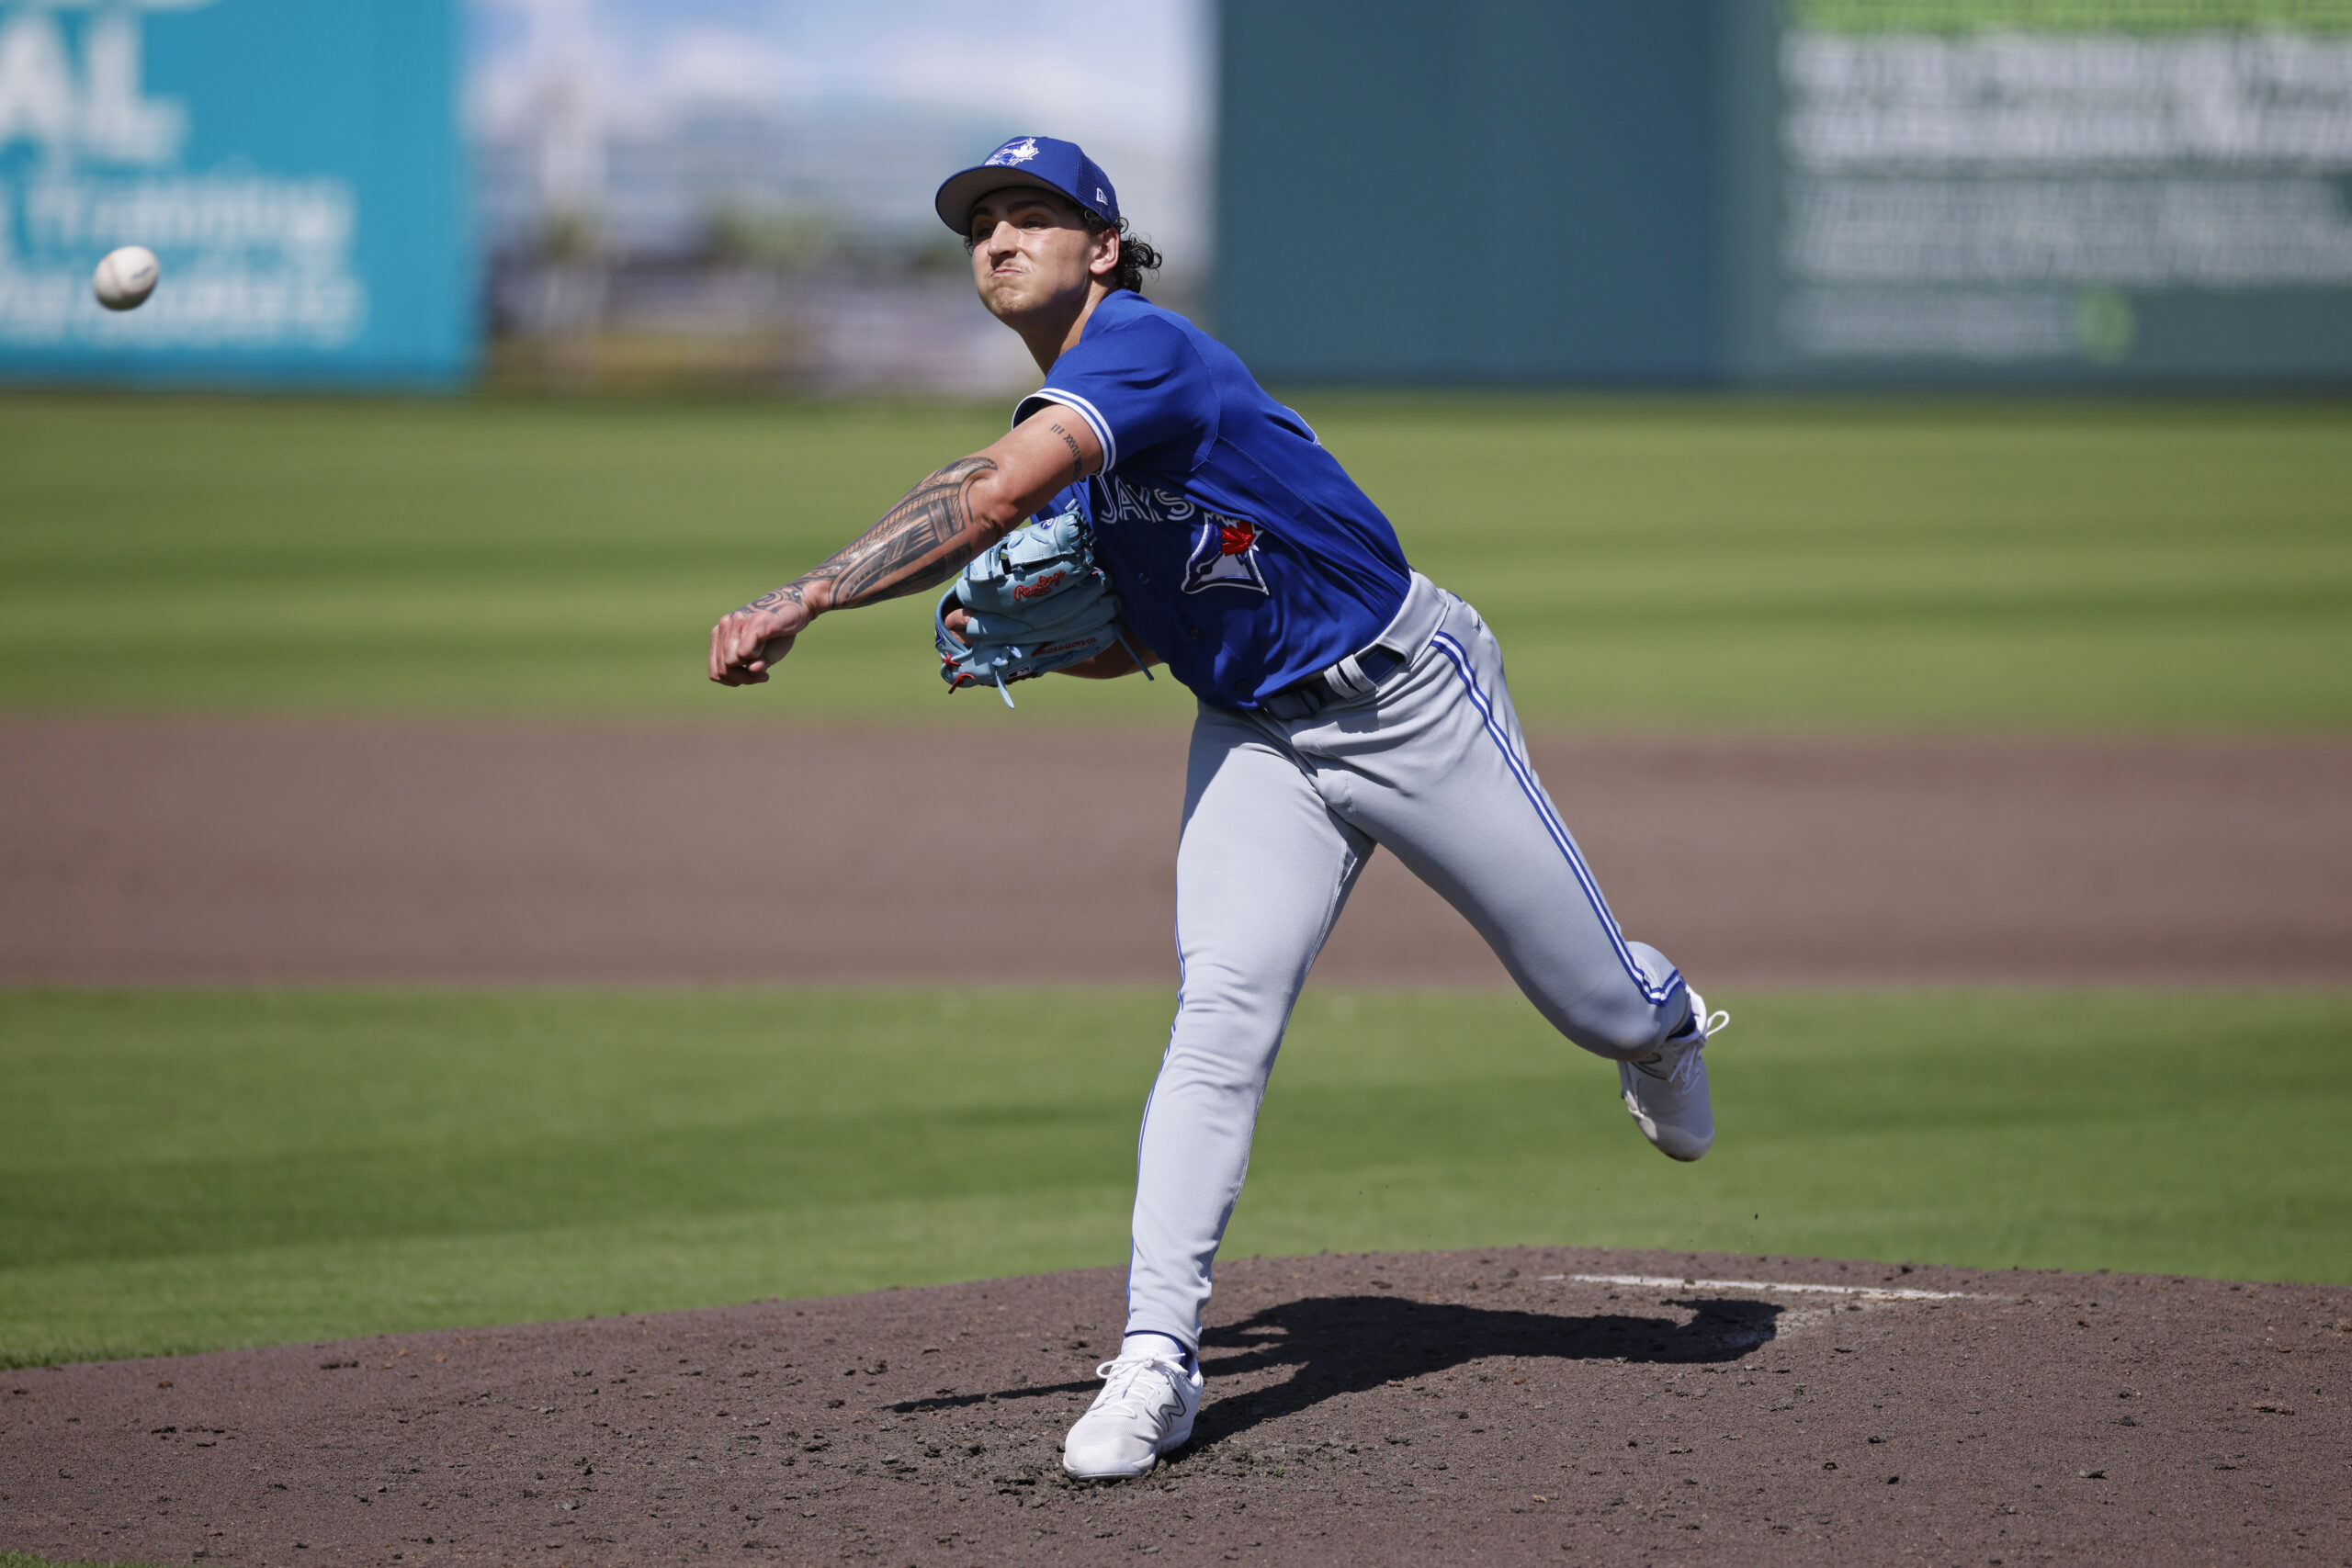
[746,455,1000,618]
[741,581,810,615]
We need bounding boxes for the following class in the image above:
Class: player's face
[967,190,1114,324]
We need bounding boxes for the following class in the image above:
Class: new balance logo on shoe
[1062,1352,1204,1479]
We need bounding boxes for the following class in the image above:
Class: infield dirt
[5,718,2347,988]
[4,1247,2347,1567]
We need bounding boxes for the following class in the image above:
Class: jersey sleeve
[1035,479,1090,522]
[1014,317,1218,478]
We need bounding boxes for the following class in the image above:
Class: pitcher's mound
[5,1247,2347,1566]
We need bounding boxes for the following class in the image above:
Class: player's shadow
[889,1292,1781,1448]
[1183,1292,1782,1447]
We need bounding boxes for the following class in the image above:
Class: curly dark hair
[963,190,1163,295]
[1078,209,1163,296]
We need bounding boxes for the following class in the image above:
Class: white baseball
[93,246,161,311]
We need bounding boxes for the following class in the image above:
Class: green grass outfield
[3,987,2346,1369]
[1,394,2346,726]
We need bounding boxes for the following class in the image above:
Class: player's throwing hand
[707,586,811,685]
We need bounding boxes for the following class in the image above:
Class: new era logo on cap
[935,136,1121,233]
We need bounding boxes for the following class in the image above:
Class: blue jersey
[1012,290,1412,710]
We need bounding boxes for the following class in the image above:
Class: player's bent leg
[1124,705,1372,1355]
[1297,595,1724,1157]
[1323,602,1691,1060]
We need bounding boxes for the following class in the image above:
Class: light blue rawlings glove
[933,511,1149,706]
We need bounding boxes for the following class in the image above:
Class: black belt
[1260,642,1408,722]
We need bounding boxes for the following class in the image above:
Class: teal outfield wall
[1216,0,2352,385]
[1216,2,1727,381]
[0,0,472,389]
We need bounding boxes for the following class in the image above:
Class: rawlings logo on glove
[1012,570,1070,602]
[934,511,1149,707]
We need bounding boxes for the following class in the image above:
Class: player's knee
[1550,942,1688,1060]
[1563,1021,1659,1063]
[1164,983,1291,1080]
[1544,997,1673,1063]
[1175,961,1299,1028]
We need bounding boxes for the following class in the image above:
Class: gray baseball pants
[1125,574,1693,1352]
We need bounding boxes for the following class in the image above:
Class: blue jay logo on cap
[985,138,1041,167]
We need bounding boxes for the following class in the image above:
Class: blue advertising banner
[0,0,471,388]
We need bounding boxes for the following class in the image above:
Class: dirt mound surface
[6,717,2348,988]
[4,1248,2346,1566]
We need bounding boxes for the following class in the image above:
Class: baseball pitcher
[707,137,1725,1481]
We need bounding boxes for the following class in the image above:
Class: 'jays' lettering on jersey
[1012,290,1412,709]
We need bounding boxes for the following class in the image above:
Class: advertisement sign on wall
[1745,0,2352,379]
[1221,0,2352,385]
[0,0,470,387]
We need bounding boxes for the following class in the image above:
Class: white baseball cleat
[1061,1351,1203,1479]
[1620,990,1729,1162]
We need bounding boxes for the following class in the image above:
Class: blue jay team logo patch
[1182,515,1270,594]
[986,138,1041,167]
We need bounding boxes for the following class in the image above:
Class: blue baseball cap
[934,136,1120,236]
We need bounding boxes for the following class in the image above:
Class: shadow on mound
[1187,1292,1782,1446]
[892,1292,1781,1446]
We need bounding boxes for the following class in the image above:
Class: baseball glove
[934,510,1149,707]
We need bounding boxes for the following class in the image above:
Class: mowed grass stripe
[2,988,2346,1368]
[1,395,2346,724]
